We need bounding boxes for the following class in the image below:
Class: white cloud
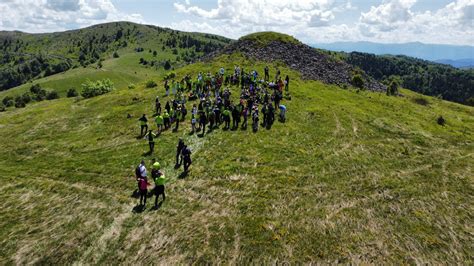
[174,0,349,28]
[0,0,144,33]
[358,0,474,44]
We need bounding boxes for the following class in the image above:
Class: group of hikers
[134,138,192,209]
[138,65,289,153]
[133,65,289,209]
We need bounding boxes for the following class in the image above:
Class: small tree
[164,60,171,70]
[437,116,446,126]
[21,92,31,104]
[352,74,364,89]
[113,51,120,58]
[2,96,14,107]
[146,80,157,88]
[387,80,399,96]
[46,90,59,100]
[153,50,157,57]
[67,88,78,97]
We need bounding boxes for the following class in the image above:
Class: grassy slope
[0,54,473,264]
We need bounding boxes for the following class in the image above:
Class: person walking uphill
[139,114,148,137]
[135,160,148,208]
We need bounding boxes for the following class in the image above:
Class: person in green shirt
[155,114,164,134]
[138,114,148,137]
[163,110,170,129]
[222,108,231,130]
[151,159,166,208]
[144,130,157,154]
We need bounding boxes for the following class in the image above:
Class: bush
[113,51,119,58]
[146,80,157,88]
[67,88,78,97]
[21,93,32,104]
[352,74,364,89]
[14,96,25,108]
[34,89,47,101]
[46,90,59,100]
[164,72,176,80]
[0,104,5,112]
[2,96,14,107]
[30,84,42,94]
[413,97,429,106]
[437,116,446,126]
[387,80,399,96]
[128,83,136,89]
[164,60,171,70]
[81,79,115,98]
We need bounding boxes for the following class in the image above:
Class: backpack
[135,165,142,178]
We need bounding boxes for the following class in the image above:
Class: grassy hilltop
[0,32,473,264]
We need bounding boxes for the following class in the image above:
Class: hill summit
[207,32,386,92]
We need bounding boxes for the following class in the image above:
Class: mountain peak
[239,31,301,46]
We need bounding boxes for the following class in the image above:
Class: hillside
[0,21,231,92]
[0,31,473,264]
[341,52,474,105]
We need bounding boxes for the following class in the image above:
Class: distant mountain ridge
[434,58,474,69]
[312,41,474,65]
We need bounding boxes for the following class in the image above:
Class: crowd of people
[133,66,289,210]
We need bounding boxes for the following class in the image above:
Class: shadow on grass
[151,201,163,211]
[142,150,152,157]
[132,204,146,213]
[178,171,188,179]
[131,189,140,198]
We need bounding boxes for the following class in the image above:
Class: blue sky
[0,0,472,45]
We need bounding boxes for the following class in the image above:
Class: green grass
[240,31,301,46]
[0,54,473,264]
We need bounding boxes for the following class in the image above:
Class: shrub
[352,74,364,89]
[81,79,115,98]
[21,93,32,104]
[467,97,474,106]
[387,80,399,96]
[30,84,42,94]
[413,97,429,106]
[113,51,119,58]
[0,104,5,112]
[67,88,78,97]
[437,116,446,126]
[2,96,14,107]
[164,72,176,80]
[146,80,157,88]
[34,89,47,101]
[46,90,59,100]
[14,96,25,108]
[128,83,136,89]
[164,60,171,70]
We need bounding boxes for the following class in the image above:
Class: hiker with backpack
[163,110,170,129]
[135,160,148,208]
[139,114,148,137]
[155,113,164,134]
[151,159,166,207]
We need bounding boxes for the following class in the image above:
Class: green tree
[352,74,364,89]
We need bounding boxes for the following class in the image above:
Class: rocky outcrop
[204,39,386,92]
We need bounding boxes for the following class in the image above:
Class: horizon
[0,0,473,46]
